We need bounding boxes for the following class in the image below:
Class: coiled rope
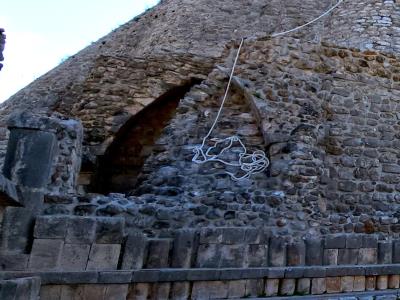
[192,0,344,181]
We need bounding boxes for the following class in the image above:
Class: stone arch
[85,79,201,194]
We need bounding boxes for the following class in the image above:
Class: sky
[0,0,160,102]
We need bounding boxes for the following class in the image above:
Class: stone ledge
[2,264,400,284]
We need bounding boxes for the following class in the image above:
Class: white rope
[192,0,343,181]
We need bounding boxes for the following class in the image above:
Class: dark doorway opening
[88,79,201,194]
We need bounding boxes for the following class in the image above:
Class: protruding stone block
[60,243,90,271]
[86,244,121,271]
[29,239,63,270]
[353,276,366,292]
[0,207,34,253]
[264,279,279,297]
[338,249,358,265]
[66,217,96,244]
[296,278,310,295]
[34,216,68,239]
[311,278,326,295]
[346,235,363,248]
[378,241,392,264]
[269,237,286,267]
[245,244,268,267]
[279,279,295,296]
[365,276,376,291]
[127,283,149,300]
[358,248,377,264]
[121,232,148,270]
[245,279,264,297]
[376,275,388,290]
[3,128,56,189]
[227,280,246,298]
[104,284,129,299]
[220,244,246,267]
[95,217,125,244]
[323,249,338,265]
[388,275,400,289]
[326,277,341,293]
[287,240,305,266]
[196,244,221,268]
[171,229,197,268]
[325,235,346,249]
[341,276,354,292]
[171,282,190,300]
[305,238,323,265]
[146,238,172,268]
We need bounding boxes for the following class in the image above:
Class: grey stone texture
[0,29,5,71]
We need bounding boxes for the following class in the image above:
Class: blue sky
[0,0,159,102]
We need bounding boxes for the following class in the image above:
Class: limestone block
[95,217,125,244]
[346,235,363,248]
[0,207,34,253]
[222,227,246,244]
[244,244,268,267]
[287,240,305,266]
[60,243,90,271]
[245,279,264,297]
[199,228,223,244]
[104,284,129,300]
[3,128,56,189]
[325,235,346,249]
[358,248,377,264]
[279,279,295,296]
[326,277,341,293]
[40,285,62,300]
[376,275,388,290]
[82,285,106,299]
[296,278,310,295]
[146,238,172,268]
[323,249,338,265]
[0,174,20,207]
[29,239,64,270]
[227,280,246,298]
[268,237,286,267]
[86,244,121,271]
[127,283,150,300]
[219,244,246,268]
[65,217,96,244]
[353,276,366,292]
[365,276,376,291]
[341,276,354,292]
[338,249,358,265]
[378,241,392,264]
[171,229,197,268]
[388,275,400,289]
[311,278,326,295]
[196,244,221,268]
[0,254,29,270]
[171,282,190,300]
[264,279,279,297]
[121,233,148,270]
[34,216,68,239]
[192,281,227,300]
[305,238,323,265]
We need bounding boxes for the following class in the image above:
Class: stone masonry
[2,0,400,299]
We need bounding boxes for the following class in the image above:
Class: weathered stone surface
[378,241,393,264]
[377,275,389,290]
[34,216,68,239]
[145,238,172,268]
[29,239,64,270]
[65,217,96,244]
[121,232,148,270]
[296,278,310,295]
[171,282,190,300]
[245,279,264,297]
[311,278,326,295]
[287,240,305,266]
[353,276,366,292]
[326,276,341,293]
[171,229,197,268]
[86,244,121,271]
[365,276,376,291]
[60,244,90,271]
[95,217,125,244]
[264,279,279,297]
[279,279,295,296]
[269,237,286,267]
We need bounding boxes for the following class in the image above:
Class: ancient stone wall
[0,0,333,166]
[324,0,400,52]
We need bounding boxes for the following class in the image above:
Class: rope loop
[191,0,343,180]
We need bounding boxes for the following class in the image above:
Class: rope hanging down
[192,0,344,181]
